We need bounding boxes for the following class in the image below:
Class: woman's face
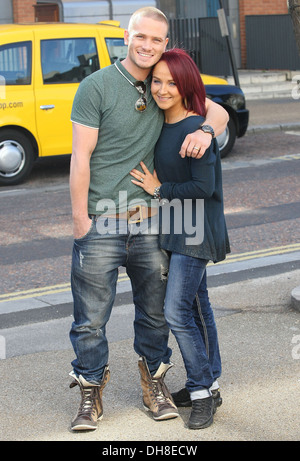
[151,61,184,112]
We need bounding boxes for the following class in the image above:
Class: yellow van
[0,22,248,185]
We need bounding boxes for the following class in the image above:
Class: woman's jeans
[164,252,221,394]
[69,215,171,384]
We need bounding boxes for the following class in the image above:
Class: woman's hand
[130,161,161,196]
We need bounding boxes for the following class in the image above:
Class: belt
[95,205,158,224]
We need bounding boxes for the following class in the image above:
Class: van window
[105,38,127,63]
[41,37,99,84]
[0,41,32,85]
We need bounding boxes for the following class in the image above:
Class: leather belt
[97,205,158,224]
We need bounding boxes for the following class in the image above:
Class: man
[69,6,228,431]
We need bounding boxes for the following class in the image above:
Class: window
[0,41,32,85]
[105,38,127,63]
[41,38,99,84]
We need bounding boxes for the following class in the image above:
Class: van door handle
[40,105,55,110]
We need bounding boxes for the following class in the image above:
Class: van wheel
[216,117,236,158]
[0,130,35,185]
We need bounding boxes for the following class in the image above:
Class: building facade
[0,0,293,70]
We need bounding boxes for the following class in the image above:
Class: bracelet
[153,186,161,200]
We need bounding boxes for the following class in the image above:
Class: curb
[247,122,300,134]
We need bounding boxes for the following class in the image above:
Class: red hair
[157,48,206,117]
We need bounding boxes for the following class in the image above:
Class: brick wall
[239,0,288,68]
[12,0,37,23]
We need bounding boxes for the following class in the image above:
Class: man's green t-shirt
[71,59,164,215]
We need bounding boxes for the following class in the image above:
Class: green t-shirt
[71,59,164,215]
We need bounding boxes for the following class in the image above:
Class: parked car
[0,22,249,186]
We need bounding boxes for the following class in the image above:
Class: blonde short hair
[128,7,169,36]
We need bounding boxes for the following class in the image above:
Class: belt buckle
[128,204,143,224]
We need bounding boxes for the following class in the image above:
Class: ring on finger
[140,177,144,183]
[193,146,200,151]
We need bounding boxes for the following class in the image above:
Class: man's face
[124,16,169,71]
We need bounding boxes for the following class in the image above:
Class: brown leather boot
[69,365,110,431]
[138,357,179,421]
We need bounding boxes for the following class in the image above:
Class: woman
[130,48,230,429]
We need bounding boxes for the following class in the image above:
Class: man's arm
[70,122,98,239]
[179,98,229,158]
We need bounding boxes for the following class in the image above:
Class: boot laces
[152,377,171,405]
[78,386,98,417]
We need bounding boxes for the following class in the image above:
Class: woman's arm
[159,154,215,201]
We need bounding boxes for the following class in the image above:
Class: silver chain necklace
[114,62,148,112]
[114,62,136,87]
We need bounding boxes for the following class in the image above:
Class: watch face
[201,125,215,137]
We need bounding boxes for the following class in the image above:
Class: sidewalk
[230,69,300,133]
[246,97,300,134]
[0,268,299,441]
[228,69,300,100]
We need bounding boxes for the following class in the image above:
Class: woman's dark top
[155,115,230,263]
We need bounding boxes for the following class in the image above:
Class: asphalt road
[0,110,299,336]
[1,111,300,293]
[0,96,299,341]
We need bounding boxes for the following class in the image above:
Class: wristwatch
[200,124,215,138]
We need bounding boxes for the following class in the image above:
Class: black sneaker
[171,387,191,407]
[172,387,222,413]
[187,396,214,430]
[211,389,222,413]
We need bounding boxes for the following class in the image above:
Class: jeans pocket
[74,216,95,242]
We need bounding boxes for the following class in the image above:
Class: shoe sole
[71,424,97,431]
[143,404,179,421]
[187,415,213,430]
[71,414,103,431]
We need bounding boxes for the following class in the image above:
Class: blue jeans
[70,216,171,383]
[164,252,221,394]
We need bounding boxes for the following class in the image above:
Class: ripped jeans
[70,215,171,383]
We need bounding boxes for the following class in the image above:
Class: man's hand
[73,215,93,240]
[179,98,229,158]
[179,130,213,159]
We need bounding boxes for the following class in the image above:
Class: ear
[124,30,129,45]
[164,37,169,51]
